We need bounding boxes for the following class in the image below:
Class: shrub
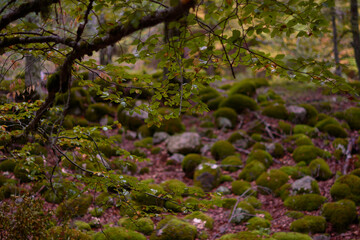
[93,227,146,240]
[150,217,197,240]
[211,140,235,160]
[219,94,257,114]
[214,107,238,128]
[290,216,326,233]
[246,149,273,168]
[284,194,326,211]
[221,155,242,172]
[262,104,289,120]
[321,199,357,232]
[256,169,288,195]
[308,158,332,180]
[238,160,266,182]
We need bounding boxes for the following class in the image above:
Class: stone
[166,132,202,154]
[287,105,307,123]
[217,117,232,130]
[153,132,169,145]
[169,153,184,164]
[215,186,231,195]
[291,176,319,195]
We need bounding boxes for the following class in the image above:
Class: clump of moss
[0,185,22,200]
[292,145,325,164]
[150,217,197,240]
[161,179,187,196]
[219,94,257,114]
[262,104,289,120]
[93,226,146,240]
[299,103,318,126]
[134,137,153,149]
[132,184,166,207]
[218,231,268,240]
[323,124,348,138]
[182,154,205,179]
[199,87,221,103]
[0,159,16,172]
[214,107,238,128]
[221,155,242,172]
[231,180,254,196]
[308,158,332,180]
[246,149,273,168]
[293,125,318,137]
[279,165,310,180]
[155,118,185,135]
[289,216,326,234]
[285,211,304,219]
[272,232,312,240]
[330,174,360,204]
[118,217,154,236]
[56,195,92,219]
[256,169,288,195]
[238,160,266,182]
[184,211,214,229]
[211,140,235,160]
[284,194,326,211]
[207,96,225,110]
[344,107,360,130]
[229,81,256,97]
[73,220,91,232]
[48,226,91,240]
[194,163,222,191]
[230,201,256,224]
[245,196,262,209]
[247,217,271,231]
[278,120,292,134]
[228,130,249,146]
[293,134,313,147]
[85,103,113,122]
[315,117,341,132]
[321,199,357,232]
[222,198,237,209]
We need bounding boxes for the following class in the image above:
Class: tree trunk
[331,6,341,76]
[350,0,360,80]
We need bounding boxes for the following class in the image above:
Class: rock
[169,153,184,164]
[217,117,233,130]
[125,131,137,140]
[313,235,331,240]
[287,105,307,123]
[291,176,319,195]
[153,132,169,145]
[166,132,201,154]
[194,163,222,191]
[215,186,231,195]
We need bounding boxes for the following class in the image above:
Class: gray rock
[230,207,253,224]
[216,186,231,195]
[313,235,330,240]
[287,105,307,123]
[169,153,184,164]
[216,117,232,130]
[153,132,169,145]
[125,131,137,140]
[194,163,221,191]
[166,132,201,154]
[291,176,318,195]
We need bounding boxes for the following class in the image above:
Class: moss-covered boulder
[285,211,305,219]
[132,184,166,207]
[289,215,326,234]
[272,232,312,240]
[231,180,254,196]
[229,81,256,97]
[279,165,310,180]
[47,226,91,240]
[278,120,292,134]
[219,94,257,114]
[344,107,360,130]
[184,211,214,229]
[291,176,320,195]
[73,220,91,232]
[155,118,185,135]
[221,155,242,172]
[265,143,285,158]
[284,194,326,211]
[214,107,238,129]
[182,154,206,179]
[321,199,357,232]
[238,161,266,182]
[245,196,262,209]
[93,227,146,240]
[246,149,273,168]
[228,130,249,148]
[150,217,197,240]
[211,140,235,160]
[56,195,92,219]
[0,184,22,200]
[293,125,318,137]
[54,87,91,115]
[160,179,187,196]
[246,217,271,231]
[0,159,16,172]
[230,201,256,224]
[330,174,360,205]
[199,87,221,104]
[194,163,222,191]
[315,117,341,132]
[256,169,289,195]
[292,145,325,164]
[323,124,348,138]
[85,103,114,123]
[299,103,318,126]
[262,104,289,120]
[118,217,154,236]
[308,158,332,180]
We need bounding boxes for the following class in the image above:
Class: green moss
[0,159,16,172]
[139,167,150,174]
[315,117,341,132]
[278,165,309,180]
[252,142,266,150]
[278,120,292,134]
[74,220,91,232]
[321,199,357,232]
[246,149,273,168]
[118,217,154,235]
[262,104,288,120]
[85,103,113,122]
[308,158,332,180]
[275,183,291,201]
[150,217,197,240]
[0,185,22,200]
[184,211,214,229]
[182,154,204,179]
[230,201,256,224]
[207,96,225,110]
[219,94,257,114]
[231,180,253,196]
[238,160,266,182]
[222,198,237,209]
[95,192,113,209]
[161,179,187,196]
[323,124,348,138]
[292,145,325,164]
[214,107,238,128]
[220,175,234,183]
[285,211,304,219]
[256,169,288,194]
[294,134,313,146]
[56,194,92,219]
[229,81,256,97]
[132,184,166,206]
[344,107,360,130]
[211,140,235,160]
[218,231,267,240]
[290,216,326,234]
[137,125,152,138]
[47,226,91,240]
[272,232,312,240]
[330,174,360,204]
[221,155,242,172]
[247,217,271,231]
[199,87,221,103]
[284,194,326,211]
[194,163,222,191]
[245,196,262,209]
[134,137,153,149]
[155,118,185,135]
[299,103,318,126]
[293,125,318,137]
[93,227,146,240]
[250,133,263,142]
[183,186,206,198]
[228,130,248,144]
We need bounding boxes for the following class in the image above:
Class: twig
[343,137,355,175]
[254,113,274,139]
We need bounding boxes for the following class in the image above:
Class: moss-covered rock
[150,217,197,240]
[321,199,357,232]
[118,217,154,236]
[208,96,225,110]
[194,163,222,191]
[272,232,312,240]
[229,81,256,97]
[155,118,185,135]
[219,94,258,114]
[230,201,256,224]
[221,155,242,172]
[285,211,305,219]
[245,196,262,209]
[184,211,214,229]
[211,140,235,160]
[291,176,319,195]
[278,120,292,134]
[262,104,289,120]
[134,137,153,149]
[238,161,266,182]
[266,143,285,158]
[56,194,92,219]
[323,124,348,138]
[315,117,341,132]
[0,159,16,172]
[289,216,326,234]
[93,226,146,240]
[54,87,91,115]
[256,169,288,195]
[218,231,271,240]
[293,134,313,147]
[214,107,238,129]
[308,158,332,180]
[132,184,166,207]
[199,87,221,103]
[284,194,326,211]
[161,179,187,196]
[85,103,114,123]
[0,184,22,200]
[228,130,249,148]
[279,165,310,180]
[73,220,91,232]
[47,226,91,240]
[330,174,360,205]
[231,180,254,196]
[299,103,318,126]
[182,154,207,179]
[246,149,273,168]
[344,107,360,130]
[293,125,318,137]
[247,217,271,231]
[292,145,325,164]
